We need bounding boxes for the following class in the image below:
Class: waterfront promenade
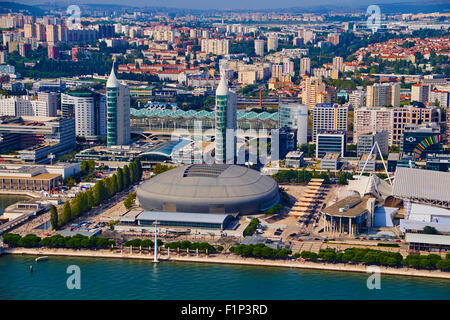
[5,247,450,280]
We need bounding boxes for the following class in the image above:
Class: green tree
[60,201,72,226]
[124,192,136,209]
[123,165,131,187]
[116,168,124,191]
[71,196,81,220]
[93,179,107,205]
[49,205,58,230]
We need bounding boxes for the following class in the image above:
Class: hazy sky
[17,0,416,10]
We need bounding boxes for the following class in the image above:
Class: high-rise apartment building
[24,23,36,38]
[201,38,229,55]
[366,83,400,107]
[35,23,46,41]
[312,103,348,143]
[354,107,392,143]
[47,45,59,59]
[348,89,366,108]
[332,56,344,73]
[267,35,278,52]
[411,83,429,104]
[254,39,264,56]
[299,57,310,76]
[429,89,449,108]
[302,76,337,109]
[46,24,58,45]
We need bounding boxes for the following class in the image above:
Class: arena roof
[136,164,280,215]
[392,168,450,203]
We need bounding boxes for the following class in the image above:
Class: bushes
[243,218,259,237]
[229,243,292,259]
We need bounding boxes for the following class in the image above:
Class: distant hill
[376,1,450,14]
[0,1,46,16]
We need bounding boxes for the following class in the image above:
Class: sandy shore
[3,247,450,280]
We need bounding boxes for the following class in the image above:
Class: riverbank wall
[4,247,450,280]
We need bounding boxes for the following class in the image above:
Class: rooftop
[405,233,450,246]
[322,196,370,218]
[392,168,450,203]
[136,211,232,225]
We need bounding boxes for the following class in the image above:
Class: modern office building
[357,131,389,157]
[61,90,106,138]
[401,123,442,159]
[316,130,346,158]
[278,103,308,147]
[285,150,305,168]
[0,93,56,118]
[391,105,440,144]
[215,70,237,164]
[0,116,76,163]
[320,152,340,170]
[136,164,280,215]
[312,103,348,143]
[106,64,130,146]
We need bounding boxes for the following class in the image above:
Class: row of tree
[124,238,163,248]
[296,248,450,271]
[272,168,332,184]
[163,240,218,252]
[229,243,292,259]
[3,233,115,250]
[52,159,143,229]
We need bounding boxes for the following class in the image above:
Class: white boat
[35,256,48,262]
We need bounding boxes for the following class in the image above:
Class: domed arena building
[137,164,280,215]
